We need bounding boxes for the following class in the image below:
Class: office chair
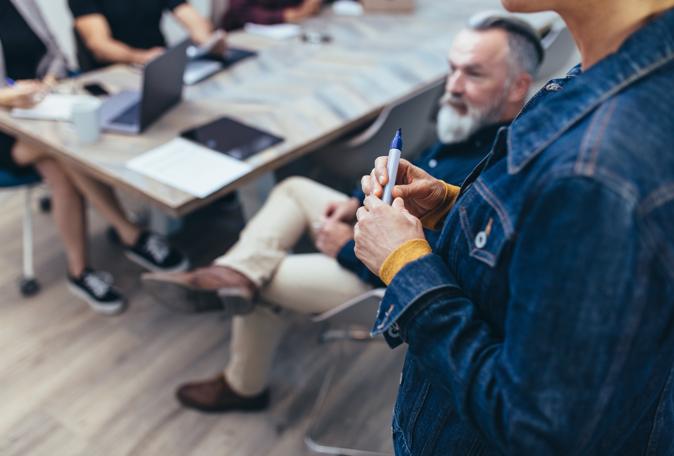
[0,169,43,296]
[210,0,229,27]
[305,288,398,456]
[311,78,446,181]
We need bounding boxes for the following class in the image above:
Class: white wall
[33,0,211,70]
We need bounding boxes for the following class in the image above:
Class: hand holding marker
[382,128,402,205]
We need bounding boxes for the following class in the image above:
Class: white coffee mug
[71,98,102,144]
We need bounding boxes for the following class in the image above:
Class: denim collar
[507,7,674,175]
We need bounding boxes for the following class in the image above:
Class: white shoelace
[83,272,111,299]
[144,235,170,264]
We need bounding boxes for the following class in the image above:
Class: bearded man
[140,15,541,413]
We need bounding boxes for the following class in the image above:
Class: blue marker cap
[390,128,402,150]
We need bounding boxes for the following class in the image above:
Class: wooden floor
[0,186,406,456]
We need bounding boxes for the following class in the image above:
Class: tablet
[181,117,284,160]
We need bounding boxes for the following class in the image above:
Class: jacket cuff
[379,239,432,285]
[419,182,460,231]
[372,254,461,347]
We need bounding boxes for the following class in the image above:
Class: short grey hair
[467,14,544,76]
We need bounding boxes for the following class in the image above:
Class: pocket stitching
[460,207,498,267]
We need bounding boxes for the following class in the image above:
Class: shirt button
[475,231,487,249]
[428,159,437,168]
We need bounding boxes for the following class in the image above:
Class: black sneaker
[67,268,126,316]
[123,232,189,273]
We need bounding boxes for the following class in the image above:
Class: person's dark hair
[467,13,544,76]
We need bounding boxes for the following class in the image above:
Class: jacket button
[391,426,395,436]
[475,231,487,249]
[546,83,563,91]
[428,159,437,168]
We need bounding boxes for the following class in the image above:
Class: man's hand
[320,197,360,223]
[354,195,426,275]
[361,157,446,218]
[135,47,165,65]
[315,218,354,258]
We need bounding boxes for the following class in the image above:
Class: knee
[38,160,78,196]
[273,176,318,198]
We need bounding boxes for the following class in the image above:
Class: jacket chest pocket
[458,179,514,268]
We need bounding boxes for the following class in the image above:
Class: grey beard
[436,92,507,144]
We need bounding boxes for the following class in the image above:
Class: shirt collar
[507,7,674,175]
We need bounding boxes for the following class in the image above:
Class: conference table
[0,0,510,220]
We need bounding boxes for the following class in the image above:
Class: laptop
[100,40,190,134]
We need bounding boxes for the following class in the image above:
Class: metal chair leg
[20,187,39,296]
[304,334,393,456]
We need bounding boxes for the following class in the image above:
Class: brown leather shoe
[176,374,270,413]
[141,265,257,316]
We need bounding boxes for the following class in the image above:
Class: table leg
[149,207,184,237]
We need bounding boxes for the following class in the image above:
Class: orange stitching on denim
[509,51,674,175]
[376,305,395,330]
[484,218,493,237]
[587,98,619,175]
[576,101,609,175]
[475,181,514,236]
[640,183,674,216]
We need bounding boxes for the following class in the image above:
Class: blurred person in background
[69,0,227,69]
[141,16,541,412]
[219,0,322,31]
[0,0,188,314]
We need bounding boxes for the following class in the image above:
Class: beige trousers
[214,176,372,396]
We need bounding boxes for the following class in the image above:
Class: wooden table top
[0,0,513,217]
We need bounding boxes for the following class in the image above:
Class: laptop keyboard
[112,102,140,125]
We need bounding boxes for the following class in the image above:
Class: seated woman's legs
[11,140,187,313]
[12,140,124,313]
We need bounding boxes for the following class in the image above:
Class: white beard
[436,92,508,144]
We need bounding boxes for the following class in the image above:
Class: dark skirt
[0,131,35,176]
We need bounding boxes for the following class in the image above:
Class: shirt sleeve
[220,0,287,30]
[373,176,664,454]
[68,0,101,18]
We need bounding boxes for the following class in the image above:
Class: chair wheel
[39,196,51,213]
[19,278,40,296]
[106,226,121,245]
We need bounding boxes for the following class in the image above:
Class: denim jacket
[372,9,674,456]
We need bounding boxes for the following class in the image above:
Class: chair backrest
[536,21,577,82]
[313,78,445,179]
[210,0,229,27]
[312,288,385,327]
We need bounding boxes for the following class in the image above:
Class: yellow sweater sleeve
[379,239,433,285]
[419,182,461,231]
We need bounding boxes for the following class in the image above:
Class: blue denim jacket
[372,9,674,456]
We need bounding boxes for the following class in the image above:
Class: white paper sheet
[11,94,97,121]
[126,138,253,198]
[244,23,302,40]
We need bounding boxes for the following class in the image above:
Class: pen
[382,128,402,205]
[5,77,16,87]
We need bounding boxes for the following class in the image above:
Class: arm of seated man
[74,14,164,65]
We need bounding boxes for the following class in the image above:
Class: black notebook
[181,117,284,160]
